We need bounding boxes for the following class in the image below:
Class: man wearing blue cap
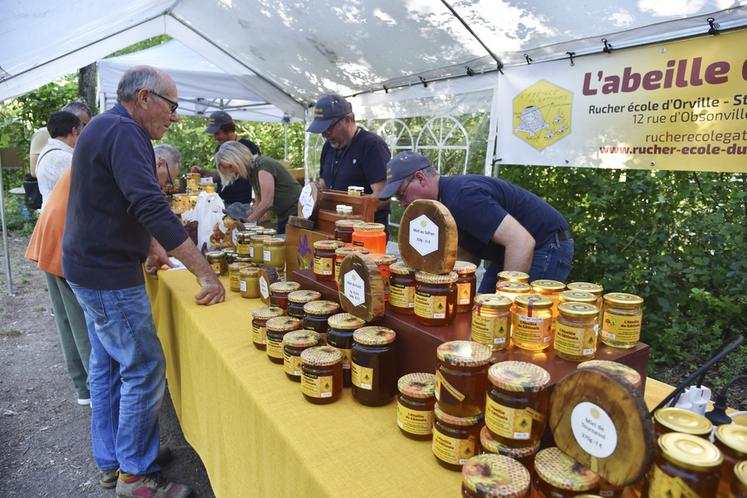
[205,110,261,155]
[379,152,573,292]
[307,94,391,233]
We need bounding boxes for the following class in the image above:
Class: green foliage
[107,35,171,58]
[1,190,36,235]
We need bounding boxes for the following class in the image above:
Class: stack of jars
[410,260,477,327]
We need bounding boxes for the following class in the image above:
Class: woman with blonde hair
[215,141,301,234]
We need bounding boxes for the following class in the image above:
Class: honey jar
[268,281,301,310]
[250,234,269,264]
[261,228,277,236]
[352,222,386,254]
[461,453,531,498]
[396,372,437,440]
[228,263,242,292]
[235,230,252,257]
[239,267,260,299]
[534,447,600,497]
[511,294,554,351]
[732,461,747,498]
[374,254,397,302]
[576,360,642,391]
[432,404,483,471]
[715,424,747,494]
[334,246,369,286]
[479,426,540,470]
[414,271,458,326]
[600,292,644,349]
[263,237,286,272]
[435,340,492,418]
[265,316,301,364]
[597,479,625,498]
[558,290,597,306]
[485,361,550,448]
[334,219,356,244]
[497,271,530,283]
[351,326,397,406]
[531,279,566,316]
[553,302,599,362]
[643,432,722,498]
[283,330,321,382]
[326,313,366,387]
[302,300,340,344]
[471,294,512,352]
[287,290,322,320]
[653,407,713,440]
[389,262,416,315]
[300,346,343,404]
[566,282,604,309]
[313,240,342,281]
[222,249,237,265]
[454,261,478,313]
[234,255,252,268]
[251,306,284,350]
[206,250,227,276]
[496,281,531,302]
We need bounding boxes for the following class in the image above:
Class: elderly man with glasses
[153,143,181,193]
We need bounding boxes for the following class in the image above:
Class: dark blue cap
[205,111,233,133]
[378,151,431,199]
[306,94,353,133]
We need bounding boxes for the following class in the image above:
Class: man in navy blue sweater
[63,65,224,498]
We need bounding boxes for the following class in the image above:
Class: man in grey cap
[307,94,391,234]
[205,110,260,155]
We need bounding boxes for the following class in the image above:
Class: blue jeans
[478,237,575,294]
[69,283,165,476]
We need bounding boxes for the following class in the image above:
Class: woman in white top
[35,111,81,209]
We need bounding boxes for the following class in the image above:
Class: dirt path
[0,231,214,498]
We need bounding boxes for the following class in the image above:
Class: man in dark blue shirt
[205,110,260,155]
[379,152,573,292]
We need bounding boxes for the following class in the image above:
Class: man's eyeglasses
[397,174,416,199]
[323,116,345,134]
[150,90,179,113]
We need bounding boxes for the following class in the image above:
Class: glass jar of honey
[432,404,483,471]
[415,271,458,326]
[261,228,277,237]
[531,279,566,316]
[222,249,237,265]
[300,346,343,404]
[334,219,356,244]
[653,407,713,440]
[235,231,252,257]
[714,423,747,494]
[534,447,600,497]
[435,340,492,418]
[239,267,261,299]
[302,300,340,344]
[234,255,252,268]
[374,254,397,302]
[479,426,539,470]
[334,246,369,286]
[313,240,342,281]
[486,361,550,448]
[287,290,322,320]
[265,316,302,364]
[566,282,604,308]
[732,461,747,498]
[643,432,722,498]
[471,294,512,352]
[600,292,644,349]
[497,271,530,283]
[250,234,269,264]
[351,326,397,406]
[326,313,366,387]
[251,306,284,350]
[268,281,301,310]
[496,281,531,302]
[389,262,416,315]
[553,302,599,362]
[511,294,554,351]
[352,222,386,254]
[283,330,321,382]
[206,250,227,276]
[453,261,478,313]
[263,237,286,271]
[228,263,242,292]
[559,290,598,306]
[461,454,531,498]
[396,372,437,440]
[576,360,642,391]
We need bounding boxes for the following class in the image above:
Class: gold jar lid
[251,306,284,320]
[488,361,551,393]
[283,330,321,348]
[335,246,370,257]
[735,461,747,487]
[205,250,224,260]
[497,270,529,282]
[577,360,641,388]
[327,313,366,330]
[389,261,414,276]
[353,222,385,232]
[461,454,530,498]
[474,294,512,310]
[335,219,357,228]
[715,424,747,455]
[301,345,343,366]
[269,281,301,294]
[514,294,553,309]
[480,426,540,459]
[453,261,477,275]
[353,326,396,345]
[436,340,492,367]
[531,279,566,292]
[558,302,599,317]
[654,407,713,436]
[240,267,260,277]
[434,403,482,426]
[250,234,270,242]
[535,447,600,491]
[415,271,458,284]
[287,290,322,304]
[567,282,604,296]
[658,432,723,469]
[496,281,530,293]
[603,292,643,307]
[397,372,436,399]
[228,263,241,272]
[303,300,341,316]
[313,240,342,250]
[261,228,277,235]
[559,290,597,304]
[374,254,397,266]
[265,316,301,333]
[234,256,253,264]
[264,237,285,247]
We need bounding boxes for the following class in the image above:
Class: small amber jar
[471,294,512,352]
[461,453,530,498]
[453,261,478,313]
[374,254,397,302]
[714,423,747,494]
[228,263,242,292]
[642,433,722,498]
[302,300,340,344]
[326,313,366,387]
[313,240,342,281]
[206,250,227,276]
[511,294,554,351]
[432,404,483,471]
[222,249,237,265]
[485,361,550,448]
[535,447,600,497]
[235,231,253,257]
[531,279,566,316]
[251,306,284,350]
[414,271,458,326]
[334,219,356,244]
[352,222,386,254]
[553,302,599,362]
[496,281,531,302]
[239,267,261,299]
[287,290,322,320]
[268,281,301,310]
[435,340,492,418]
[600,292,644,349]
[653,407,713,440]
[250,235,269,264]
[265,316,302,364]
[732,461,747,498]
[263,237,286,271]
[576,360,642,391]
[300,346,343,404]
[351,326,397,406]
[497,271,530,283]
[479,426,539,470]
[389,262,416,315]
[283,330,321,382]
[397,372,437,440]
[334,246,369,286]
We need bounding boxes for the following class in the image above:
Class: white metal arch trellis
[415,116,470,175]
[377,119,414,153]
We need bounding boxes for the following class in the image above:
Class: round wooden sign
[258,265,279,304]
[337,253,384,322]
[549,367,655,486]
[398,199,457,274]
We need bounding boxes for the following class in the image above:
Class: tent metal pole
[283,119,289,161]
[0,166,14,296]
[440,0,502,69]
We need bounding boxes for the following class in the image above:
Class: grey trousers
[44,272,91,399]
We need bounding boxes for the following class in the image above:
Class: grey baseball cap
[306,94,353,133]
[205,111,233,133]
[378,151,431,200]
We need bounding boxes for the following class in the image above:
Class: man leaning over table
[62,65,224,498]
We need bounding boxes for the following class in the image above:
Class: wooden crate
[284,225,334,275]
[313,189,379,235]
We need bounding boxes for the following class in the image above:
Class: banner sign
[497,29,747,172]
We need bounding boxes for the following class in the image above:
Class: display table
[147,269,668,498]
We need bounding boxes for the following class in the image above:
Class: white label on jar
[231,229,239,246]
[571,402,618,458]
[343,270,365,307]
[259,277,269,299]
[409,214,438,256]
[263,250,271,262]
[239,280,247,292]
[249,246,254,258]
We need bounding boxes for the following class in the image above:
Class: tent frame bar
[440,0,503,70]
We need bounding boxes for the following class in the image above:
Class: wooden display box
[284,225,334,275]
[312,189,379,235]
